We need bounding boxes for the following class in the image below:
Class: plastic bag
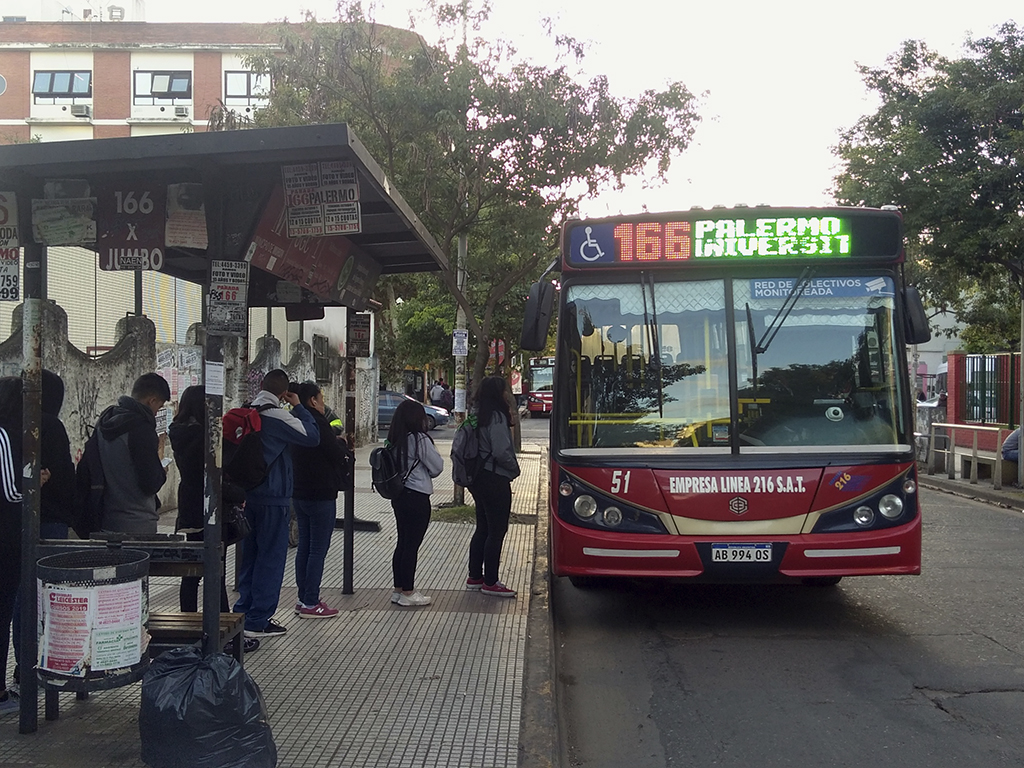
[140,646,277,768]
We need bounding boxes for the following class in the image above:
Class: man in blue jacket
[235,369,320,637]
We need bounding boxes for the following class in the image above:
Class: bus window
[734,276,905,448]
[561,280,729,449]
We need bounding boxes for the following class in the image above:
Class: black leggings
[391,489,432,592]
[468,470,512,585]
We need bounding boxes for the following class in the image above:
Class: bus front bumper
[550,513,921,581]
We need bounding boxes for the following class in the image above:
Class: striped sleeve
[0,427,23,503]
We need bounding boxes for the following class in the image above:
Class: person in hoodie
[465,375,521,598]
[93,373,171,534]
[169,386,259,653]
[291,381,349,619]
[234,369,320,639]
[386,398,443,607]
[10,370,75,692]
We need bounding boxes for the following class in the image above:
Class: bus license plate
[711,544,772,563]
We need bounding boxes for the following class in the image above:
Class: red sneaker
[297,602,339,619]
[480,581,517,598]
[466,577,485,591]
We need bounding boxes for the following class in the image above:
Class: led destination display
[565,209,902,268]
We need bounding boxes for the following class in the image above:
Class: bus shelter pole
[18,235,43,734]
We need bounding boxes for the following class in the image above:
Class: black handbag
[222,504,252,546]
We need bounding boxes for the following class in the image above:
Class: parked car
[377,390,450,431]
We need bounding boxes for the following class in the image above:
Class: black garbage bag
[140,646,277,768]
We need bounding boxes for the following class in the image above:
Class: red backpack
[222,403,274,490]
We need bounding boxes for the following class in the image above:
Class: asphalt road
[553,486,1024,767]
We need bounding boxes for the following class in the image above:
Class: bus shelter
[0,123,447,733]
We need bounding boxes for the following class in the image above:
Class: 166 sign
[97,184,166,271]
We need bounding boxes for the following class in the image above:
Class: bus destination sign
[565,209,902,268]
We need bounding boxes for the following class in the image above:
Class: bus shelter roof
[0,123,447,305]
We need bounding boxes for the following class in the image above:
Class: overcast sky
[19,0,1024,217]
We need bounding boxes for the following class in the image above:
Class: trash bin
[36,548,150,690]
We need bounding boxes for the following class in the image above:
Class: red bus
[520,207,931,587]
[527,356,556,415]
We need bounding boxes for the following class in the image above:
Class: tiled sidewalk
[0,437,545,768]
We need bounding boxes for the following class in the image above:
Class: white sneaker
[391,591,401,604]
[396,591,431,607]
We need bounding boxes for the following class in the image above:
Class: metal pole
[454,231,468,505]
[18,234,43,734]
[1019,296,1023,487]
[201,176,226,656]
[343,354,355,594]
[134,270,143,316]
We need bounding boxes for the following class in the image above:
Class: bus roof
[561,206,903,271]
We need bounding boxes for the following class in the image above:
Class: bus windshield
[560,274,907,451]
[530,365,554,392]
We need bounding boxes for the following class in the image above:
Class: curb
[517,447,557,768]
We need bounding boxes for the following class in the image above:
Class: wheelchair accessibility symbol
[579,226,605,262]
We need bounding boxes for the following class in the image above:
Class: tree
[244,1,700,389]
[832,23,1024,352]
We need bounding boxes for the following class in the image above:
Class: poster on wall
[208,260,249,336]
[0,248,18,301]
[281,160,361,238]
[32,178,97,246]
[245,184,380,310]
[165,183,208,249]
[0,191,19,248]
[96,182,167,271]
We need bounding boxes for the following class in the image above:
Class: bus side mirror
[521,280,556,351]
[903,286,931,344]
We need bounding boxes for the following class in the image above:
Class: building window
[224,71,270,108]
[313,334,331,383]
[134,70,192,105]
[32,70,92,102]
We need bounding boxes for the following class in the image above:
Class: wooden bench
[147,612,246,664]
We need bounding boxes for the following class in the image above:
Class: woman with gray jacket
[387,399,444,607]
[467,376,521,598]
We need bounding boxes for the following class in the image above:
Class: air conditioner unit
[69,104,91,118]
[174,106,190,118]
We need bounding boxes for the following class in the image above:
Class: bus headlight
[574,495,598,519]
[853,506,875,526]
[878,494,904,519]
[602,507,623,527]
[559,482,574,497]
[902,478,917,495]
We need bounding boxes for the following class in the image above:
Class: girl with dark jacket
[291,382,350,619]
[168,387,246,622]
[387,399,443,607]
[466,376,521,598]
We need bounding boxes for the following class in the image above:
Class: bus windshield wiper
[639,271,664,418]
[754,267,816,354]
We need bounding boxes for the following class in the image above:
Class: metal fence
[959,353,1019,427]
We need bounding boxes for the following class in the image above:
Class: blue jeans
[294,498,336,606]
[233,503,290,632]
[13,521,68,671]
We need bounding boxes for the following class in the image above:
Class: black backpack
[451,415,485,487]
[369,443,418,499]
[222,403,275,490]
[72,427,106,539]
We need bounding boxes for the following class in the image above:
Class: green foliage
[832,23,1024,345]
[246,1,699,386]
